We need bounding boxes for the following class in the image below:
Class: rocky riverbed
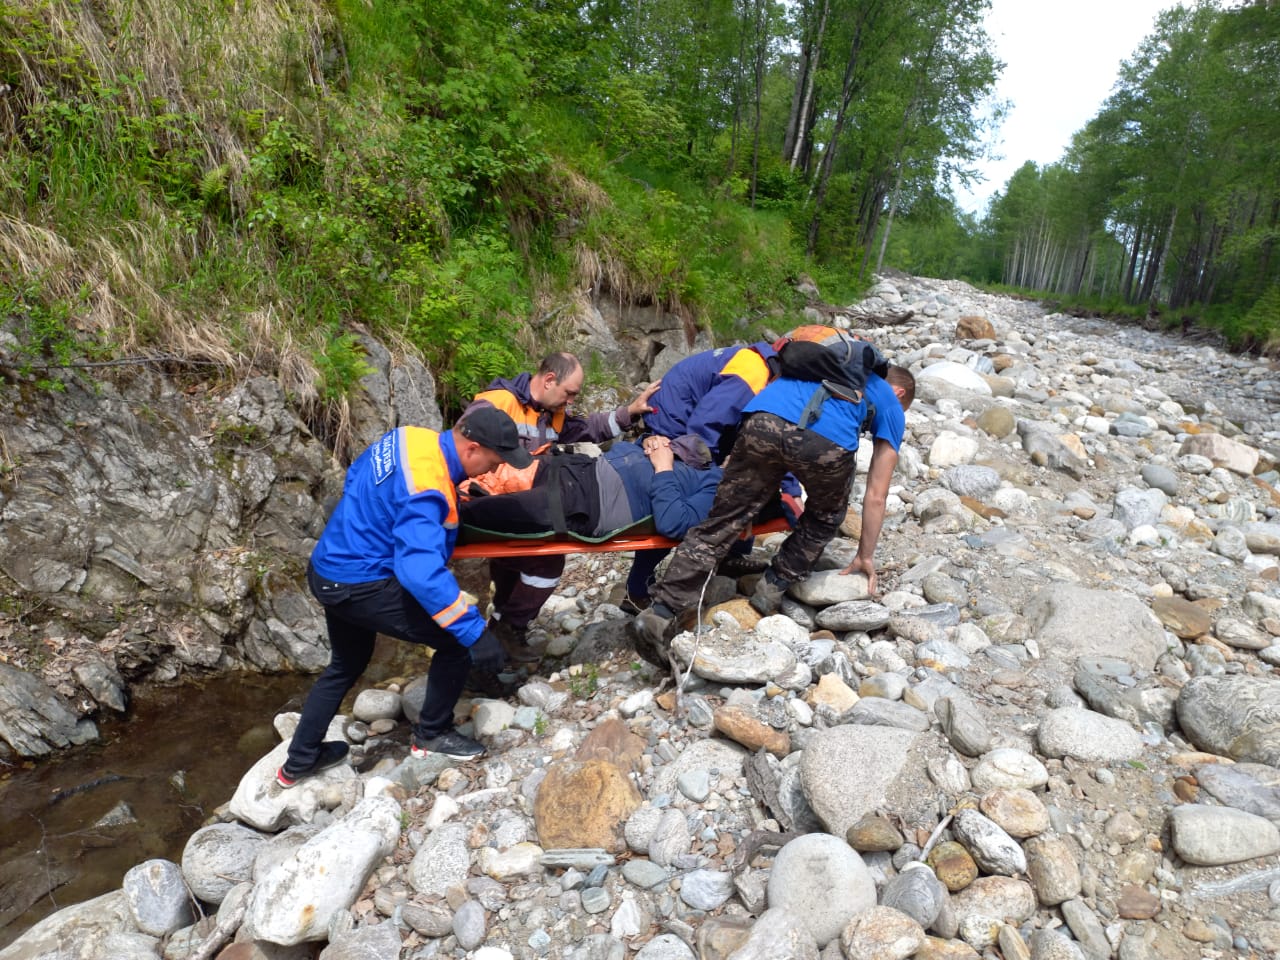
[4,274,1280,960]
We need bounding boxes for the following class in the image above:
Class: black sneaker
[276,740,350,789]
[411,729,485,761]
[619,592,652,616]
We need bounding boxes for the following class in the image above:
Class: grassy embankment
[0,0,867,460]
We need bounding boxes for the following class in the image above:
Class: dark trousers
[652,412,856,614]
[489,554,565,632]
[286,563,471,770]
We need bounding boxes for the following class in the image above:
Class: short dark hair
[537,352,581,382]
[886,365,915,406]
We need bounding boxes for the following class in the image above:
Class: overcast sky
[954,0,1175,215]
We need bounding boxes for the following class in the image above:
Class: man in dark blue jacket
[276,407,531,788]
[644,343,779,464]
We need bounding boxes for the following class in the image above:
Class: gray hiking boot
[749,568,791,616]
[629,604,675,669]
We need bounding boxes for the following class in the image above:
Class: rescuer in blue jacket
[276,407,532,787]
[632,366,915,670]
[644,342,779,464]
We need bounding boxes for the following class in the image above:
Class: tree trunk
[788,0,830,172]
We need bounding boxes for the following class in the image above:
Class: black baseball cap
[458,407,533,468]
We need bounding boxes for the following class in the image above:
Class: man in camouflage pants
[631,366,913,669]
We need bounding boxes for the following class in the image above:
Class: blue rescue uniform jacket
[744,373,905,453]
[644,343,777,463]
[311,427,485,646]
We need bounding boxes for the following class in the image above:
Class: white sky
[954,0,1175,215]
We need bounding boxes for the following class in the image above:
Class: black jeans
[285,563,472,771]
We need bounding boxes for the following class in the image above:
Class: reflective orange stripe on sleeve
[433,594,469,628]
[720,350,771,394]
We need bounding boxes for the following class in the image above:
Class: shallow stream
[0,636,425,948]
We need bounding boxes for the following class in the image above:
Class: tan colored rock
[713,705,789,757]
[840,905,926,960]
[978,788,1049,838]
[810,673,860,712]
[956,315,996,340]
[846,814,904,852]
[1057,433,1088,461]
[1116,883,1161,919]
[533,759,641,852]
[916,936,981,960]
[840,508,863,539]
[1024,835,1081,905]
[574,715,646,774]
[983,375,1016,398]
[926,840,978,892]
[975,406,1015,438]
[1151,596,1212,639]
[1180,432,1259,475]
[700,597,763,630]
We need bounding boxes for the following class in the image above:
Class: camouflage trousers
[652,412,857,615]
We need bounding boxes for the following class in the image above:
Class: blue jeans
[285,563,471,771]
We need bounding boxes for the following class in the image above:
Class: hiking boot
[717,554,769,578]
[749,568,792,616]
[276,740,349,789]
[411,729,485,761]
[630,604,675,669]
[619,592,652,616]
[491,618,540,664]
[465,666,521,698]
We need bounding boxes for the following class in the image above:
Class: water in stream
[0,636,427,948]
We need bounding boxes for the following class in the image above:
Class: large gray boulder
[1176,676,1280,765]
[798,725,928,838]
[245,796,402,945]
[1023,584,1169,669]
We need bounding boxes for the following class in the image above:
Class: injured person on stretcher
[458,435,722,541]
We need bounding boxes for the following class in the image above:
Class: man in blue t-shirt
[631,365,914,670]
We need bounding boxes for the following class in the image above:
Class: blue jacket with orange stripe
[643,343,778,463]
[310,427,485,646]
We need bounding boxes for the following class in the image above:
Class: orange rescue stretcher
[452,516,793,560]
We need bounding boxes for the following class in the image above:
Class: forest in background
[1,0,1276,454]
